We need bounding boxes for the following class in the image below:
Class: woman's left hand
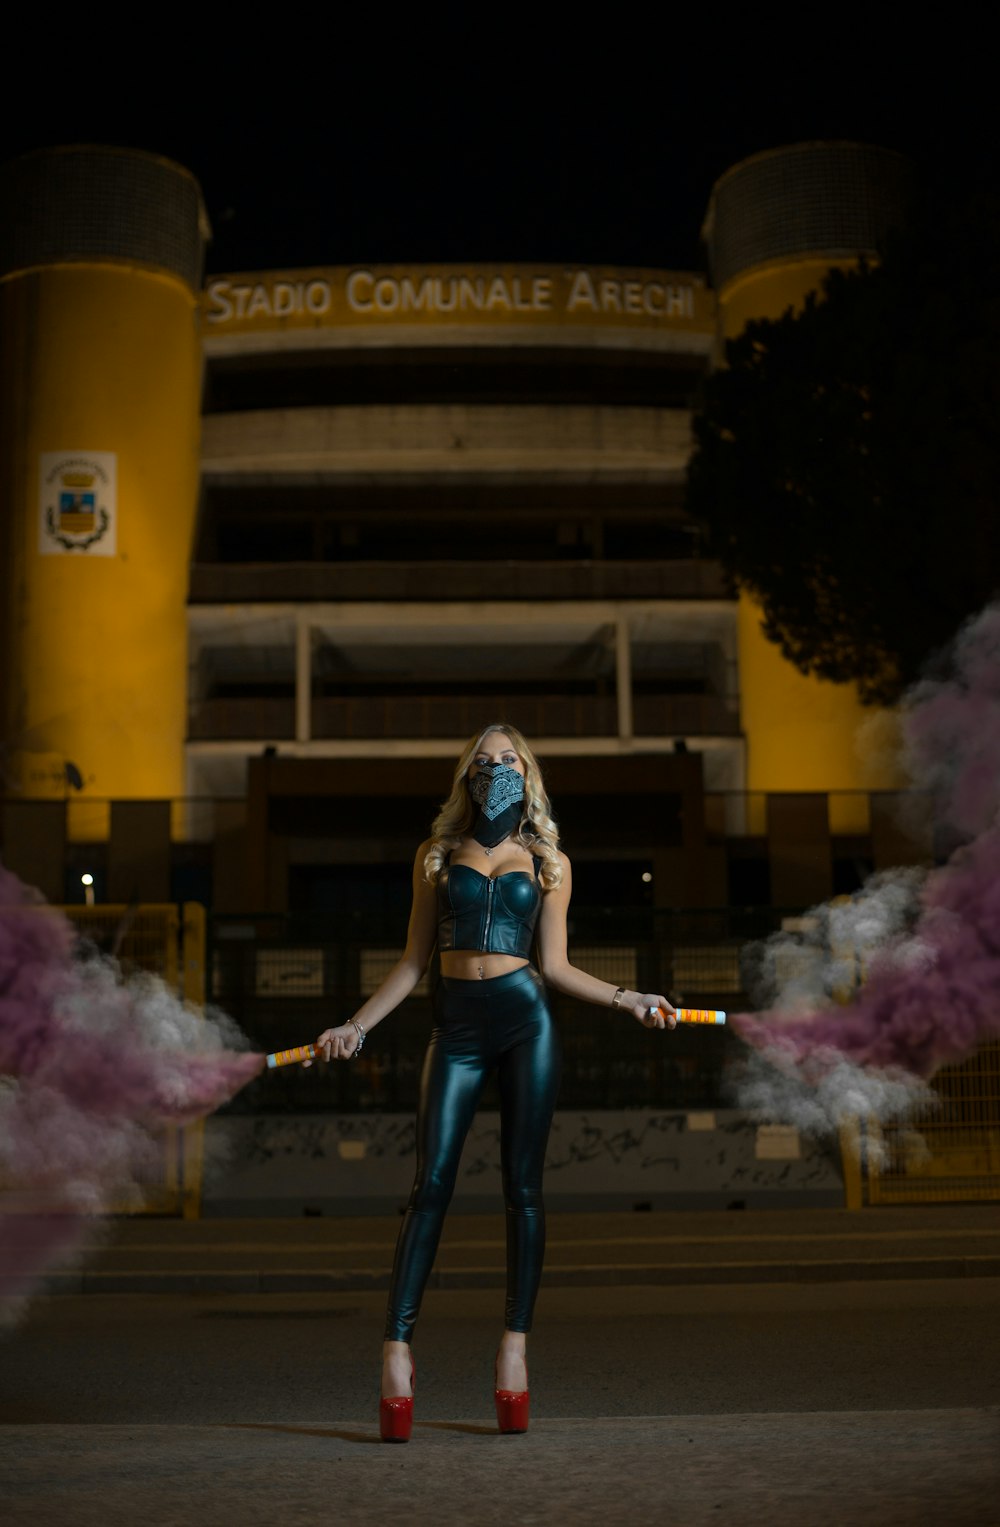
[632,994,677,1029]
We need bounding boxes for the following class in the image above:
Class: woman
[313,724,676,1440]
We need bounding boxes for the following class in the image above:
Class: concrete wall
[202,1108,844,1216]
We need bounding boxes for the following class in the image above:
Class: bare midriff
[439,951,530,981]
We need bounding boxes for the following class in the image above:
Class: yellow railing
[865,1040,1000,1204]
[57,901,208,1218]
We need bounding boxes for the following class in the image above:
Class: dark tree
[686,195,1000,704]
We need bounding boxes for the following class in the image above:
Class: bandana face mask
[468,762,526,849]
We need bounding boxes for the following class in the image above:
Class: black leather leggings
[384,964,561,1343]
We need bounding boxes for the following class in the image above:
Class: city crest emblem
[39,452,117,555]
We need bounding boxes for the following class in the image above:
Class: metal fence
[209,906,778,1116]
[208,905,1000,1207]
[19,898,997,1208]
[188,693,741,743]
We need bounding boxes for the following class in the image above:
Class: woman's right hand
[306,1023,362,1065]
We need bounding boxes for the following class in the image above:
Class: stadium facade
[0,140,918,926]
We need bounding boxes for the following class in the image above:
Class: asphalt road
[3,1281,998,1524]
[28,1204,1000,1296]
[3,1279,999,1423]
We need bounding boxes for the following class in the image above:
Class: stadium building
[3,141,952,1214]
[0,140,918,922]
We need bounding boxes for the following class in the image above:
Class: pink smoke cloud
[733,605,1000,1084]
[0,863,263,1306]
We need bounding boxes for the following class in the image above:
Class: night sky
[2,47,993,276]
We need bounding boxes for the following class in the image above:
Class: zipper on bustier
[482,876,495,951]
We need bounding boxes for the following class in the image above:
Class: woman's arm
[312,840,439,1062]
[536,852,676,1029]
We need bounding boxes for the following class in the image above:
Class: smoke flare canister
[266,1044,317,1069]
[655,1007,726,1025]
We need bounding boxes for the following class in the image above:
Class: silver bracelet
[351,1020,365,1058]
[611,987,626,1010]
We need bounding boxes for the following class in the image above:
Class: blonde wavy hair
[423,722,563,890]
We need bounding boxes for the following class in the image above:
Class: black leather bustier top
[437,856,543,958]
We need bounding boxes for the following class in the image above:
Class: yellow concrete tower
[0,146,207,815]
[703,143,913,826]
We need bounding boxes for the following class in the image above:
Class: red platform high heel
[380,1356,415,1443]
[494,1350,529,1434]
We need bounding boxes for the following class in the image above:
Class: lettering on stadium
[206,280,333,323]
[205,269,698,326]
[345,271,552,314]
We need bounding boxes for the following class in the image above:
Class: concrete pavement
[4,1275,999,1523]
[3,1410,998,1526]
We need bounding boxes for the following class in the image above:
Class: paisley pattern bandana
[469,762,526,847]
